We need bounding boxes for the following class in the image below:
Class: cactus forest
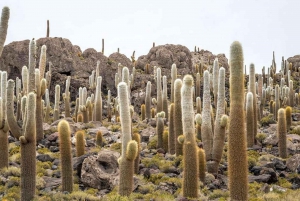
[1,5,300,201]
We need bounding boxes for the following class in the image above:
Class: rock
[47,132,59,142]
[249,174,271,183]
[287,55,300,70]
[81,149,120,190]
[250,166,263,176]
[260,183,270,193]
[263,133,278,145]
[140,127,155,143]
[87,127,109,136]
[286,154,300,172]
[272,158,286,170]
[290,177,300,189]
[73,152,97,176]
[36,154,54,162]
[43,176,61,189]
[260,167,278,183]
[271,185,287,192]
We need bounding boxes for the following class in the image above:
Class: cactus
[195,113,202,140]
[196,96,201,114]
[171,64,177,103]
[168,103,175,154]
[202,70,213,163]
[53,85,60,121]
[162,75,168,120]
[0,6,9,57]
[228,41,248,200]
[181,75,198,198]
[156,67,163,113]
[210,67,227,173]
[270,100,274,114]
[246,92,254,147]
[46,62,52,91]
[77,113,83,123]
[102,38,104,54]
[80,98,91,123]
[249,63,257,143]
[145,81,152,119]
[141,104,146,120]
[46,20,49,37]
[289,80,294,106]
[94,76,103,122]
[118,82,138,196]
[285,106,292,131]
[174,79,183,156]
[151,108,155,118]
[76,130,85,157]
[96,131,103,147]
[74,98,79,122]
[212,58,219,107]
[132,133,141,174]
[198,148,206,183]
[107,90,112,122]
[64,76,71,117]
[19,92,36,201]
[156,111,165,149]
[277,108,287,158]
[275,85,280,121]
[58,120,73,192]
[35,69,47,141]
[162,130,169,152]
[28,39,36,93]
[196,73,201,99]
[0,72,9,169]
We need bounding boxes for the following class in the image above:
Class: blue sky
[1,0,300,73]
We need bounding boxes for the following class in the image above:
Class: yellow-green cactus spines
[96,131,103,147]
[58,120,73,193]
[198,148,206,183]
[174,79,183,155]
[277,108,287,158]
[285,106,292,131]
[168,103,175,154]
[76,130,85,157]
[228,41,248,201]
[132,133,141,174]
[246,92,254,147]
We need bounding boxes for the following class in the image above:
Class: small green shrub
[260,114,276,126]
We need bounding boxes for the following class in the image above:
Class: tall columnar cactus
[21,66,28,95]
[171,64,177,103]
[20,92,36,201]
[168,103,175,154]
[212,58,219,107]
[141,104,146,120]
[202,70,213,162]
[64,76,71,117]
[249,63,257,143]
[95,76,103,122]
[210,67,228,173]
[107,90,112,122]
[246,92,254,147]
[228,41,248,200]
[196,96,201,114]
[0,6,9,57]
[0,72,9,169]
[46,62,52,91]
[44,89,51,123]
[156,111,165,149]
[58,120,73,192]
[145,81,152,119]
[174,79,183,156]
[277,108,287,158]
[156,67,163,113]
[162,75,168,120]
[289,80,294,107]
[80,98,91,123]
[181,75,198,198]
[275,85,280,121]
[54,85,60,121]
[28,38,36,93]
[96,131,103,147]
[285,106,292,131]
[198,148,206,183]
[35,69,47,141]
[196,73,201,99]
[118,82,138,196]
[195,113,202,140]
[76,130,85,157]
[132,133,141,174]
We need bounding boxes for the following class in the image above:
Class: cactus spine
[58,120,73,192]
[0,7,9,57]
[198,148,206,183]
[141,104,146,120]
[246,92,254,147]
[168,103,175,154]
[118,82,138,196]
[210,67,227,173]
[28,39,36,93]
[35,69,46,141]
[20,92,36,201]
[145,81,151,119]
[162,75,168,120]
[181,75,198,198]
[277,108,287,158]
[95,76,103,122]
[132,133,141,174]
[96,131,103,147]
[54,85,60,121]
[171,64,177,103]
[285,106,292,131]
[249,64,257,143]
[156,67,163,113]
[228,41,248,200]
[174,79,183,155]
[0,72,9,169]
[156,111,164,149]
[212,58,219,107]
[64,76,71,117]
[76,130,85,157]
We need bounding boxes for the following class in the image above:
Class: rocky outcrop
[191,50,229,71]
[0,37,133,100]
[80,150,120,190]
[287,55,300,70]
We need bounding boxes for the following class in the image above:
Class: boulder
[81,149,120,190]
[286,154,300,172]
